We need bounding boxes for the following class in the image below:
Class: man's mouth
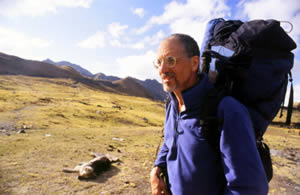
[161,73,175,83]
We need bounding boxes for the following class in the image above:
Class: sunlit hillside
[0,75,165,194]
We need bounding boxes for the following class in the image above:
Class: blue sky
[0,0,299,101]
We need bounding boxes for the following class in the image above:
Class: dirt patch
[265,126,300,195]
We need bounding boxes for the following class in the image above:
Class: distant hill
[93,72,121,81]
[0,52,82,79]
[0,52,158,100]
[94,73,167,101]
[134,78,167,101]
[113,77,154,99]
[44,59,166,101]
[43,59,93,77]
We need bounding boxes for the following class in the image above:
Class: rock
[112,137,123,141]
[96,110,104,114]
[129,182,136,188]
[106,145,114,151]
[112,105,121,109]
[17,129,26,134]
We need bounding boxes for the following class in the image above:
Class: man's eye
[166,56,175,64]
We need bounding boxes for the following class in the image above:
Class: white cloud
[132,8,145,18]
[294,84,300,103]
[108,22,128,38]
[115,50,160,80]
[110,39,122,48]
[284,83,300,106]
[78,31,106,49]
[292,58,300,79]
[0,0,93,17]
[240,0,300,51]
[144,30,165,46]
[79,21,164,50]
[0,26,53,59]
[128,30,165,50]
[134,0,230,46]
[130,42,145,50]
[168,18,207,47]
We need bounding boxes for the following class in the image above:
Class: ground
[0,75,299,194]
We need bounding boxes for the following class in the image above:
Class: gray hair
[166,33,200,57]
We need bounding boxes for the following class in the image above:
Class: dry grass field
[0,75,299,194]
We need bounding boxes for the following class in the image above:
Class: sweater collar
[169,73,213,112]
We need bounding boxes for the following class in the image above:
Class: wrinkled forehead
[157,38,186,58]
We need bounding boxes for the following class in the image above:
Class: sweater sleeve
[218,97,269,195]
[154,141,168,167]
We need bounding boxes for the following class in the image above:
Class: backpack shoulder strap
[199,87,227,149]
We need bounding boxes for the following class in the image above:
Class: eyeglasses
[153,56,177,69]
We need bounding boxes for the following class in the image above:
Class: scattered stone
[129,182,136,188]
[39,97,52,103]
[45,134,51,137]
[112,105,121,109]
[112,137,124,142]
[270,149,283,157]
[27,124,33,129]
[17,129,26,134]
[106,145,114,151]
[56,113,65,118]
[96,110,104,114]
[79,101,90,105]
[97,105,102,107]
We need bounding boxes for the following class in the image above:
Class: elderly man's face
[156,38,198,93]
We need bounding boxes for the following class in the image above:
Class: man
[150,34,268,195]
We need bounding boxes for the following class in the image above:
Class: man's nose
[159,60,169,73]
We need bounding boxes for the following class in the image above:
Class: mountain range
[0,52,167,101]
[43,58,167,101]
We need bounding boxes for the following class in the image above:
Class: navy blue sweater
[155,74,268,195]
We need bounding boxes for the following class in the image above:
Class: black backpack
[198,18,297,182]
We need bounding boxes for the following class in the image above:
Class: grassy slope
[0,75,164,195]
[266,111,300,194]
[0,75,299,194]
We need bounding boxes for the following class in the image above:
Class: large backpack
[198,18,297,182]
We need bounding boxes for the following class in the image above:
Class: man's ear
[191,56,200,72]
